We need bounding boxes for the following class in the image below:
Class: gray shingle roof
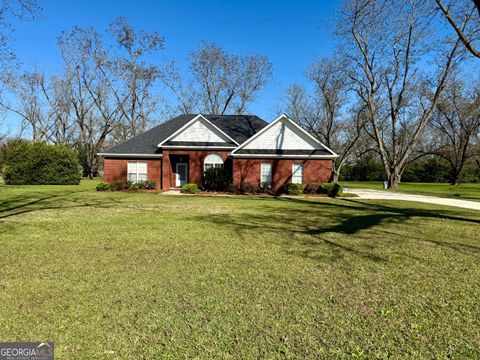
[206,115,268,144]
[102,114,268,155]
[163,141,237,147]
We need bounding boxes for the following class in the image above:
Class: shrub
[139,180,156,190]
[328,183,344,197]
[239,182,256,193]
[129,183,141,191]
[286,183,304,195]
[304,183,318,194]
[2,141,81,185]
[318,182,344,197]
[96,182,111,191]
[317,183,333,195]
[110,180,132,191]
[203,167,231,191]
[257,182,272,194]
[181,183,199,194]
[225,183,236,193]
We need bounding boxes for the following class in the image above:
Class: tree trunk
[333,171,340,183]
[449,168,462,185]
[387,169,401,189]
[333,160,345,183]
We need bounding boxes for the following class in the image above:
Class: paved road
[345,188,480,211]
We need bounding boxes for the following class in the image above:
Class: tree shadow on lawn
[195,197,480,264]
[0,190,124,220]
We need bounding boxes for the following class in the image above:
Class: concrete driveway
[345,188,480,211]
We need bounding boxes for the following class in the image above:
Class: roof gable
[232,114,338,157]
[159,115,237,147]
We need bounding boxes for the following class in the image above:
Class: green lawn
[341,181,480,201]
[1,181,479,358]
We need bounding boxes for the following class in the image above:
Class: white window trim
[292,163,304,184]
[260,163,272,185]
[127,161,148,183]
[203,154,224,173]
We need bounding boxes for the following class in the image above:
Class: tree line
[0,0,479,185]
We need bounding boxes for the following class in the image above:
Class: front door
[175,163,188,187]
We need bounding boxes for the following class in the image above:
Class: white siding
[171,118,231,143]
[243,119,317,150]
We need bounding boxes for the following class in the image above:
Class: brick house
[99,114,338,192]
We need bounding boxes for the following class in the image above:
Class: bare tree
[0,70,50,141]
[40,75,76,144]
[338,0,467,188]
[0,0,41,70]
[104,17,164,141]
[160,43,272,115]
[54,19,164,177]
[158,60,199,114]
[435,0,480,58]
[58,26,116,178]
[283,55,368,182]
[429,78,480,184]
[0,0,41,138]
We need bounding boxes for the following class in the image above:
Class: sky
[3,0,340,133]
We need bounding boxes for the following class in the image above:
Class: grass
[340,181,480,201]
[0,181,479,358]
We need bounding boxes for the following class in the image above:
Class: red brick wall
[161,150,231,190]
[233,158,333,192]
[103,158,162,188]
[103,154,333,192]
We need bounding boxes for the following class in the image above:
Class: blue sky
[5,0,339,131]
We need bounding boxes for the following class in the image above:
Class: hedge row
[2,142,81,185]
[181,181,343,197]
[96,180,156,191]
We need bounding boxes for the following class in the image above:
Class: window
[292,163,303,184]
[260,163,272,184]
[127,162,147,183]
[204,154,224,172]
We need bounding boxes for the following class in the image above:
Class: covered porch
[161,150,231,190]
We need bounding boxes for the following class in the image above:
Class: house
[98,114,338,192]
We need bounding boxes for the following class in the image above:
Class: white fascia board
[97,153,163,158]
[161,145,236,150]
[157,114,239,147]
[231,154,337,159]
